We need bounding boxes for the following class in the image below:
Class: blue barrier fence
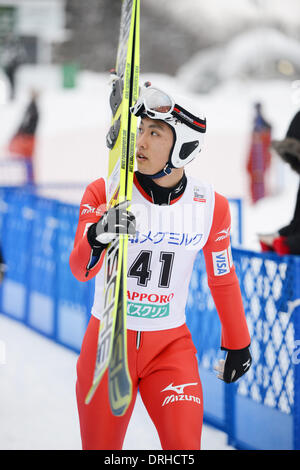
[186,249,300,450]
[0,185,299,449]
[0,186,94,352]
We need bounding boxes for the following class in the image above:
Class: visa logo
[216,253,227,273]
[212,249,231,276]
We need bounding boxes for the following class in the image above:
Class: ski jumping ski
[85,0,140,417]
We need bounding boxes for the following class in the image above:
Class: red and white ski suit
[70,174,250,450]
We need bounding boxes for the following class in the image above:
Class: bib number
[128,250,174,288]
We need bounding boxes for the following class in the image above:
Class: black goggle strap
[133,105,158,120]
[172,104,206,133]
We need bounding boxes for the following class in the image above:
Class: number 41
[128,250,174,288]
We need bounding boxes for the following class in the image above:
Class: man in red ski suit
[70,85,251,450]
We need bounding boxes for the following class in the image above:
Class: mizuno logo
[215,226,231,241]
[81,204,96,215]
[174,183,184,194]
[81,204,103,217]
[160,382,200,408]
[161,382,198,395]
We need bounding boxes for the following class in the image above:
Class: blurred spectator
[247,102,272,204]
[258,110,300,255]
[8,89,40,185]
[0,245,5,283]
[1,35,26,100]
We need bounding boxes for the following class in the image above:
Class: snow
[145,0,300,42]
[0,57,299,449]
[0,314,233,450]
[1,66,299,215]
[177,28,300,93]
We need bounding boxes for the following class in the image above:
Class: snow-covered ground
[0,63,299,450]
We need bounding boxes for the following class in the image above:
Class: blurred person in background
[1,35,26,101]
[247,102,272,204]
[258,110,300,255]
[8,89,40,185]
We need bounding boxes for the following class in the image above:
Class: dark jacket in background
[271,111,300,255]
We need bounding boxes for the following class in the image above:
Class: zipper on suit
[136,331,142,350]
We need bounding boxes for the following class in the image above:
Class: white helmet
[130,84,206,179]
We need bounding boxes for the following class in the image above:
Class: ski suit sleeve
[202,192,251,350]
[69,178,107,282]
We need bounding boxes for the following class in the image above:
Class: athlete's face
[136,117,174,175]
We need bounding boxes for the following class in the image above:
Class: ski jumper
[70,173,250,450]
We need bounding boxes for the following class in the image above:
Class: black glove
[215,346,252,383]
[87,200,136,248]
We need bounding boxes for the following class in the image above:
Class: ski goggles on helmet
[130,87,206,134]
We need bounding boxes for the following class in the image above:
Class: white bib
[91,176,215,331]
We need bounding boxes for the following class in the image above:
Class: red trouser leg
[76,316,138,450]
[137,325,203,450]
[76,317,203,450]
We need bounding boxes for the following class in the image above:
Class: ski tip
[85,385,97,405]
[110,396,133,417]
[84,392,92,405]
